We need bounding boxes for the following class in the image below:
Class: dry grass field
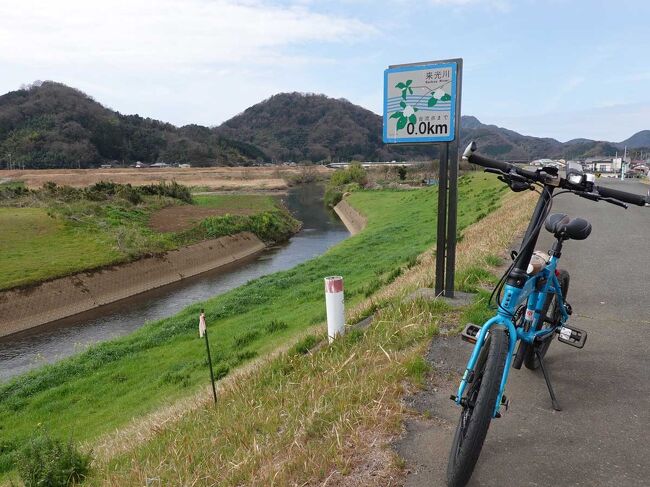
[1,165,332,191]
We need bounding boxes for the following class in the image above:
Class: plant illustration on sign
[390,100,419,130]
[390,79,452,132]
[427,89,452,107]
[390,80,419,130]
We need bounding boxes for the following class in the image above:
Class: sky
[1,0,648,142]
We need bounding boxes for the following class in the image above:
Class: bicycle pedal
[449,395,468,407]
[461,323,482,344]
[557,325,587,348]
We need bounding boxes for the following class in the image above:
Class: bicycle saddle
[545,213,592,240]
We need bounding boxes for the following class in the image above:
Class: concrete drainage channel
[0,232,265,338]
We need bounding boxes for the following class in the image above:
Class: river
[0,184,349,381]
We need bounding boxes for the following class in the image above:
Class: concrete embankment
[0,232,265,338]
[333,199,367,235]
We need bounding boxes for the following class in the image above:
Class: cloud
[0,0,376,68]
[428,0,510,10]
[0,0,379,126]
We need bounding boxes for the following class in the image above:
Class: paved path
[396,180,650,487]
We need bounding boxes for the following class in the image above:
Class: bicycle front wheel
[447,326,509,487]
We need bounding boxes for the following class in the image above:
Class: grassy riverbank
[0,173,507,478]
[87,189,536,486]
[0,183,296,290]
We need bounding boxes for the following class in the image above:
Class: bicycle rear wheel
[524,269,569,370]
[447,327,509,487]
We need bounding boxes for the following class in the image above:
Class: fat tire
[524,270,570,370]
[447,327,509,487]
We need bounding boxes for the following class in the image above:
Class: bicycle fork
[453,314,518,418]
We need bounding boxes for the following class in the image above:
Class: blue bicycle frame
[454,254,570,417]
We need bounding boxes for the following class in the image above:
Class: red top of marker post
[324,276,344,293]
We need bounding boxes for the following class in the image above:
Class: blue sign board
[383,61,459,144]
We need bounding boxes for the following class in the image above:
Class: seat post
[550,238,564,258]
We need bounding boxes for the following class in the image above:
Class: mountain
[458,118,630,160]
[216,93,648,162]
[0,81,267,168]
[458,116,563,160]
[214,92,431,162]
[1,82,647,168]
[620,130,650,149]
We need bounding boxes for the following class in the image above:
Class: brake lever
[486,168,533,192]
[574,191,598,202]
[575,191,628,209]
[601,197,628,209]
[484,167,528,182]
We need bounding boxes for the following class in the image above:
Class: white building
[595,161,612,172]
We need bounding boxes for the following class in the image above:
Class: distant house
[628,164,648,177]
[531,158,563,168]
[595,161,612,172]
[582,161,595,172]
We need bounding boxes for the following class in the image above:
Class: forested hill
[1,82,647,168]
[214,92,431,162]
[0,82,267,168]
[458,116,623,160]
[216,93,649,162]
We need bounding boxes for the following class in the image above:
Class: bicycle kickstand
[536,350,562,411]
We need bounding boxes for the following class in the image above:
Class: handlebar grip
[465,152,513,174]
[595,185,648,206]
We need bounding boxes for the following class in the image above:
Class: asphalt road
[396,179,650,487]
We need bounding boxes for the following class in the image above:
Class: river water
[0,184,349,381]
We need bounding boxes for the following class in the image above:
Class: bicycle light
[565,161,584,185]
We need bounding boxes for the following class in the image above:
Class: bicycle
[446,141,649,487]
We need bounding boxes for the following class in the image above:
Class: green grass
[0,208,121,290]
[460,290,496,328]
[484,254,503,267]
[0,173,505,477]
[404,355,431,386]
[193,194,278,212]
[91,305,436,486]
[0,180,26,190]
[0,192,288,291]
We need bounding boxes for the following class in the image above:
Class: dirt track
[149,206,257,232]
[2,166,331,190]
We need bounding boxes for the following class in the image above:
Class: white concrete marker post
[325,276,345,343]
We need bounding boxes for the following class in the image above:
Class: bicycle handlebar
[463,142,541,183]
[593,185,647,207]
[463,141,649,207]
